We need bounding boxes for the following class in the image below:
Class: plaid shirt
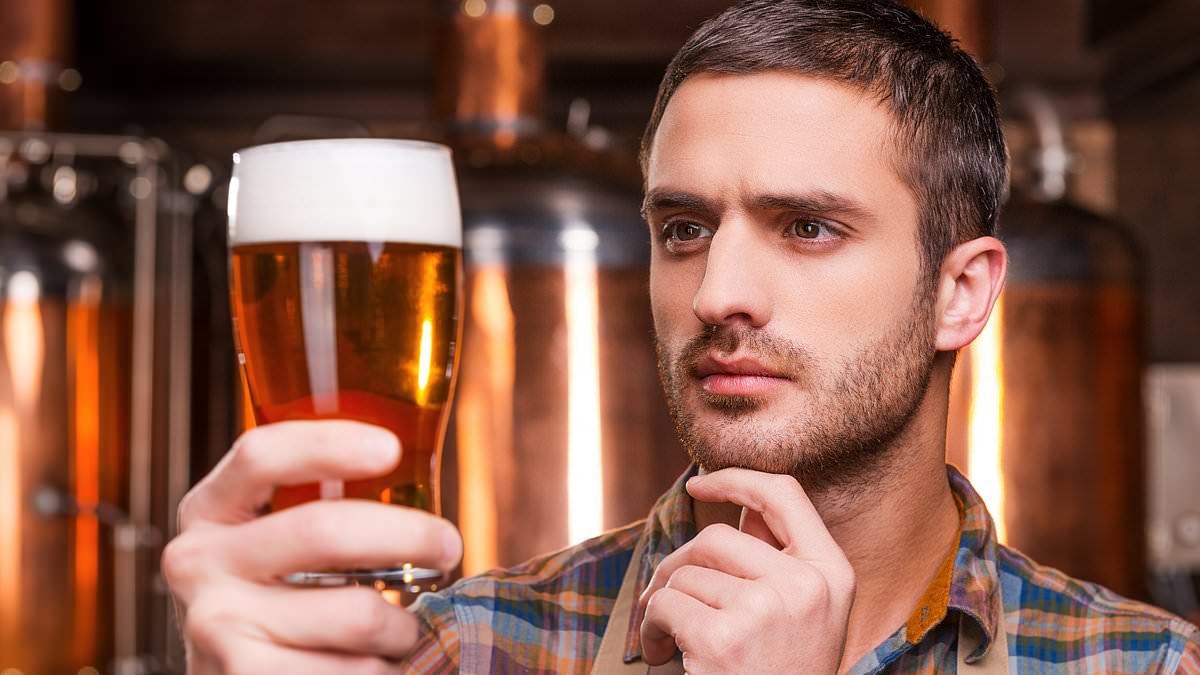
[406,466,1200,673]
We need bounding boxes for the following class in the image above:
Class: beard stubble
[656,295,938,495]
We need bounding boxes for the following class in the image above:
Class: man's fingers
[738,509,782,549]
[641,587,721,666]
[180,421,400,529]
[245,585,421,659]
[663,564,748,610]
[639,524,778,616]
[190,628,401,675]
[225,499,462,579]
[686,468,843,562]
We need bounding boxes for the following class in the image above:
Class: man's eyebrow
[750,191,877,223]
[640,190,719,220]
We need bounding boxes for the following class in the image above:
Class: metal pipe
[433,0,546,145]
[0,0,72,130]
[116,143,160,672]
[1013,88,1071,202]
[165,161,195,671]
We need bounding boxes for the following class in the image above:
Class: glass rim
[233,137,452,161]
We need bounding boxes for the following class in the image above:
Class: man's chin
[668,386,817,475]
[681,411,806,474]
[685,436,802,477]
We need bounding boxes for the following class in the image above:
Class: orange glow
[967,296,1006,543]
[238,369,257,431]
[5,272,43,409]
[414,253,441,407]
[0,409,20,648]
[456,268,513,574]
[492,15,522,148]
[417,320,434,395]
[0,273,45,646]
[564,237,603,544]
[68,276,103,661]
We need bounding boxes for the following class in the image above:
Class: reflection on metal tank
[434,0,686,574]
[0,141,132,672]
[2,2,198,672]
[0,1,130,671]
[947,90,1145,599]
[0,133,197,675]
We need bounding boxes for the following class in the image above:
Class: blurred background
[2,0,1199,673]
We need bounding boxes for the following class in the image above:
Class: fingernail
[442,526,463,566]
[368,430,400,465]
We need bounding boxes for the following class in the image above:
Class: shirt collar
[620,464,1003,664]
[945,465,1003,662]
[623,465,699,663]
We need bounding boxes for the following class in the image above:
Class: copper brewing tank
[0,4,134,669]
[947,90,1146,598]
[0,0,72,131]
[434,0,686,574]
[903,0,1146,600]
[0,135,135,675]
[0,2,131,672]
[0,139,197,675]
[1,2,200,672]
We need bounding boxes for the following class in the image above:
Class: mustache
[677,325,816,381]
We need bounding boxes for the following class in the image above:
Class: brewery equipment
[902,0,1147,600]
[0,131,134,675]
[434,0,686,573]
[0,134,196,675]
[946,89,1146,598]
[1146,365,1200,623]
[1,1,197,672]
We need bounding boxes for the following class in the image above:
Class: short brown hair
[641,0,1008,282]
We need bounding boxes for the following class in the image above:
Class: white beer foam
[228,139,462,247]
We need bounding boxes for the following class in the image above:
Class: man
[163,0,1200,672]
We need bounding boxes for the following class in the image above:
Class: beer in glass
[227,139,462,588]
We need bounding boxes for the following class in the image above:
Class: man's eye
[787,218,831,240]
[665,221,712,242]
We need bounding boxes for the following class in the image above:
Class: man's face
[645,72,939,491]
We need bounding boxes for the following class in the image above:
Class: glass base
[282,566,444,596]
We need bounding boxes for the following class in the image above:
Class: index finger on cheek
[686,468,842,562]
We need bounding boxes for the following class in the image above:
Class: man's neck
[691,399,962,672]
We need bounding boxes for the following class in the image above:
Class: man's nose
[691,223,772,329]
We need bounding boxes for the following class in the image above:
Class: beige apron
[590,537,1010,674]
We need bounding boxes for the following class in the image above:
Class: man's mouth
[692,354,792,397]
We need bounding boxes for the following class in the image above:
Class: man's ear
[934,236,1008,352]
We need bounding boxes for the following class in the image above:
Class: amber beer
[227,139,462,586]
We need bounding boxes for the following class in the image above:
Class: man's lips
[694,354,788,378]
[693,355,791,396]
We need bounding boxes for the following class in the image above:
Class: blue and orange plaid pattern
[405,466,1200,673]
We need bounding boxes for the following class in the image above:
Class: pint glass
[227,139,462,588]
